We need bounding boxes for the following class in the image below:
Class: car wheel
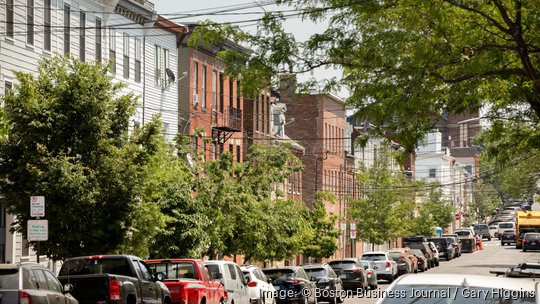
[488,237,491,241]
[370,284,377,290]
[387,276,394,283]
[523,248,527,252]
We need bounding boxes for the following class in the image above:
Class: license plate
[367,274,372,278]
[275,286,280,290]
[532,242,537,245]
[339,274,346,278]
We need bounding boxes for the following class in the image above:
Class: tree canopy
[192,0,540,153]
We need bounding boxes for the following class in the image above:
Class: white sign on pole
[340,221,347,231]
[27,220,48,241]
[350,221,356,230]
[30,196,45,217]
[350,229,356,239]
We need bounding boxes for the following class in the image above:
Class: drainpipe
[142,34,146,126]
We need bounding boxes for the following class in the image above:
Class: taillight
[385,262,391,269]
[367,271,373,275]
[352,268,363,273]
[224,290,229,302]
[286,279,301,284]
[247,281,257,287]
[19,290,32,304]
[524,240,530,244]
[109,279,121,301]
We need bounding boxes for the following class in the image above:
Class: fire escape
[212,106,242,143]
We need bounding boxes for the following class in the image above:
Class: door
[200,263,217,304]
[42,269,70,304]
[134,260,161,304]
[233,265,249,304]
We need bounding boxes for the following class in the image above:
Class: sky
[153,0,348,99]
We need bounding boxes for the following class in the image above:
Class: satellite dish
[165,68,175,84]
[185,153,194,168]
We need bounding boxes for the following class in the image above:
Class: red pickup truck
[146,259,226,304]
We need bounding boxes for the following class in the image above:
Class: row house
[0,0,183,266]
[177,25,245,162]
[279,75,358,261]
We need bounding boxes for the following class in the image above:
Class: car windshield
[379,285,536,303]
[304,268,326,278]
[328,261,357,269]
[361,254,385,261]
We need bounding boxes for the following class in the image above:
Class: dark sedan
[328,259,368,291]
[523,233,540,252]
[302,264,344,304]
[263,267,317,304]
[428,237,455,261]
[501,231,516,246]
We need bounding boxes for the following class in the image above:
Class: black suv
[0,263,78,304]
[473,224,492,241]
[403,237,435,268]
[428,237,455,261]
[328,259,368,291]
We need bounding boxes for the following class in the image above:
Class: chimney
[279,73,297,104]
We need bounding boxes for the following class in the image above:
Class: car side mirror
[310,276,317,282]
[267,277,273,284]
[219,278,225,286]
[155,272,167,281]
[63,283,74,294]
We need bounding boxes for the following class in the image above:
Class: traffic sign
[30,196,45,217]
[350,229,356,239]
[27,220,48,241]
[455,213,461,221]
[350,221,356,230]
[340,221,347,231]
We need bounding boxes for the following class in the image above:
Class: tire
[488,237,492,241]
[370,284,377,290]
[523,249,527,252]
[387,276,394,283]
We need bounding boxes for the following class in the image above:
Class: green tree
[191,1,540,153]
[348,143,416,244]
[0,57,163,260]
[470,183,504,223]
[302,192,340,260]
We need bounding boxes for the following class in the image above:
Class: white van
[497,222,516,239]
[205,260,250,304]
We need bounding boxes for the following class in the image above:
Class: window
[255,96,259,131]
[236,143,241,162]
[164,49,170,86]
[212,142,216,160]
[227,264,237,280]
[123,33,129,78]
[219,73,224,113]
[109,28,116,74]
[236,80,241,108]
[34,269,49,290]
[193,61,198,106]
[155,45,162,86]
[6,0,14,38]
[134,38,141,82]
[429,168,437,178]
[22,237,29,256]
[136,261,154,281]
[27,0,34,45]
[43,270,62,292]
[229,79,234,107]
[44,0,51,51]
[261,95,265,133]
[64,5,70,55]
[95,18,102,62]
[202,65,207,109]
[212,71,217,111]
[80,11,86,61]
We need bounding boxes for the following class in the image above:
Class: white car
[360,252,398,283]
[376,273,539,303]
[206,261,250,304]
[497,222,516,239]
[489,225,498,238]
[241,265,276,304]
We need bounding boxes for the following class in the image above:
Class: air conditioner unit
[193,93,199,109]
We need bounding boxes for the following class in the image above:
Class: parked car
[145,258,226,304]
[427,237,455,261]
[427,242,440,266]
[301,263,344,304]
[360,252,398,283]
[0,263,78,304]
[241,265,276,304]
[205,260,250,304]
[442,234,462,257]
[57,255,171,304]
[358,260,378,290]
[497,222,516,239]
[489,225,498,238]
[410,249,428,272]
[262,267,317,304]
[501,231,516,246]
[374,274,539,303]
[387,249,414,275]
[523,232,540,252]
[473,223,492,241]
[403,237,435,268]
[327,259,367,291]
[454,229,474,239]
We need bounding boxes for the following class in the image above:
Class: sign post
[455,213,461,221]
[350,221,356,258]
[29,196,46,263]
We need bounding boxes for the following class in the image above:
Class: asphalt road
[340,239,540,304]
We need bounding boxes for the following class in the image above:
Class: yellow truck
[516,211,540,249]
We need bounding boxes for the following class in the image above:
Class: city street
[344,240,540,304]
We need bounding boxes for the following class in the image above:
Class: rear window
[407,243,426,250]
[428,238,447,245]
[146,262,196,280]
[525,234,540,240]
[500,223,514,228]
[263,269,295,281]
[304,268,326,278]
[328,261,357,269]
[59,258,133,277]
[455,231,471,236]
[474,224,488,229]
[361,254,385,261]
[0,268,19,289]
